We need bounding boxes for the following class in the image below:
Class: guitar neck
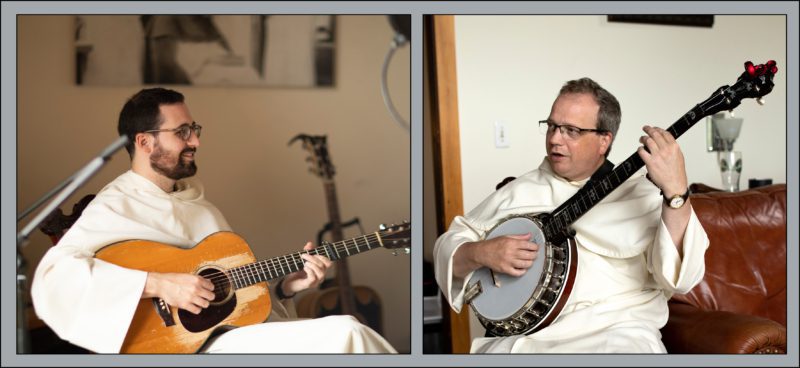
[323,181,352,280]
[324,181,346,240]
[322,180,358,313]
[227,232,387,291]
[544,97,720,243]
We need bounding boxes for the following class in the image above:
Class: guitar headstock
[703,60,778,116]
[289,134,335,180]
[378,221,411,254]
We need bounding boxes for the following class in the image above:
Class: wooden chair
[38,194,95,244]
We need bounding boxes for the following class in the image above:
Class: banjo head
[465,213,576,336]
[468,216,547,321]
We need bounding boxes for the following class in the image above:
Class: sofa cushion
[671,184,786,326]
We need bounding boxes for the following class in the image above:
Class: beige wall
[17,15,410,352]
[454,15,787,213]
[447,14,786,340]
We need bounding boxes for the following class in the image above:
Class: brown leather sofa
[661,183,787,354]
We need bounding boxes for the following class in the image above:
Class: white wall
[17,15,410,352]
[455,15,786,212]
[453,14,786,340]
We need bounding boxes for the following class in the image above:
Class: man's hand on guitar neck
[142,272,215,315]
[453,233,539,279]
[281,241,333,297]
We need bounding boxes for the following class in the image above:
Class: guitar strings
[199,231,407,290]
[202,232,387,291]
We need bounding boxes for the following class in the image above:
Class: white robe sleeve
[31,243,148,353]
[432,169,552,313]
[647,208,709,296]
[265,279,298,321]
[30,171,234,353]
[432,216,484,313]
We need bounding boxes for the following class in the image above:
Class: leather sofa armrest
[661,303,786,354]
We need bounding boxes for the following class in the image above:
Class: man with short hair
[32,87,397,354]
[434,78,709,353]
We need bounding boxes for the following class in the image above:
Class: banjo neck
[542,81,759,243]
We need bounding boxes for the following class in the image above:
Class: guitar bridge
[152,298,176,327]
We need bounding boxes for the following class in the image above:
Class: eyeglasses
[539,120,607,140]
[144,122,202,141]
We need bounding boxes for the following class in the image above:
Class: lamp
[709,112,743,192]
[711,112,743,151]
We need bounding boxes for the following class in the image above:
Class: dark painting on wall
[75,15,336,87]
[608,15,714,28]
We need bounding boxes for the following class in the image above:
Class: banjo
[464,60,778,337]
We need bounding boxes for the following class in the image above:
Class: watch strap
[662,187,690,204]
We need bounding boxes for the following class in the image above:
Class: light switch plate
[495,121,509,148]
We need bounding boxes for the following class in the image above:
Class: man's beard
[150,142,197,180]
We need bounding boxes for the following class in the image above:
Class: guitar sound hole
[197,267,232,303]
[178,266,237,333]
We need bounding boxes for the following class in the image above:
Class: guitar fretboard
[542,87,729,244]
[227,232,384,290]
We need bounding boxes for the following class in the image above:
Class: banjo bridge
[491,270,501,287]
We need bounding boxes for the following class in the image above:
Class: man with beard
[31,88,397,354]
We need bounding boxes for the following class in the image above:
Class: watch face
[670,197,685,208]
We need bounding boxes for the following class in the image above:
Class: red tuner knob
[745,61,756,77]
[767,60,778,74]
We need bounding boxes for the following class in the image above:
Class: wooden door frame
[425,15,471,354]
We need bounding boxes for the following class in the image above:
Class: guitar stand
[15,136,128,354]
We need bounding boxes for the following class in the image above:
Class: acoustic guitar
[94,223,410,353]
[290,134,388,333]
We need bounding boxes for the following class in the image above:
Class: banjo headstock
[702,60,778,116]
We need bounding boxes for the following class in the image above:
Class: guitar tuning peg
[757,97,766,106]
[379,223,386,230]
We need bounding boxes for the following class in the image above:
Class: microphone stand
[15,135,128,353]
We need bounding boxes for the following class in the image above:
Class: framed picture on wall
[74,15,336,87]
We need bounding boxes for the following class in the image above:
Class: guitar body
[90,223,409,353]
[95,232,270,354]
[297,286,383,333]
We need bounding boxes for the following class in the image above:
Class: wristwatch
[663,188,690,209]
